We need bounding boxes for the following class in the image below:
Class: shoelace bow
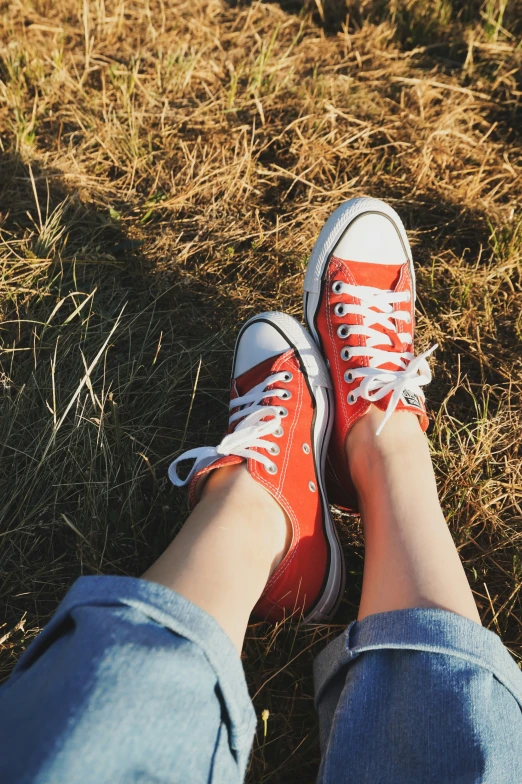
[333,281,437,436]
[168,372,292,486]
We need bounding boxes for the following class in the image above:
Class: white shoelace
[333,281,437,436]
[168,372,292,486]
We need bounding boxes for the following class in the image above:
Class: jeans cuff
[15,576,256,756]
[314,607,522,708]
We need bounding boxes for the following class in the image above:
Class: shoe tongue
[376,387,426,416]
[233,351,290,397]
[335,260,408,366]
[337,259,404,290]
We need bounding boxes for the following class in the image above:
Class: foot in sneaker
[168,312,345,622]
[304,197,436,512]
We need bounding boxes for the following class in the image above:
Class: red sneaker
[169,312,345,623]
[304,197,436,512]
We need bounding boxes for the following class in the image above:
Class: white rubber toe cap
[333,212,408,265]
[233,319,291,377]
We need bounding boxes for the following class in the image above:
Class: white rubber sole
[234,312,345,623]
[303,197,416,344]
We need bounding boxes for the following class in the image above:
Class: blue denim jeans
[1,576,522,783]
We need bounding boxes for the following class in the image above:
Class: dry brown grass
[0,0,521,780]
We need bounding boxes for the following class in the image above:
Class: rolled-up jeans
[1,576,522,783]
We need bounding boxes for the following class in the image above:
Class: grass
[0,0,521,780]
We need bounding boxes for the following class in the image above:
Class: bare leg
[145,404,479,654]
[143,464,291,652]
[346,406,481,624]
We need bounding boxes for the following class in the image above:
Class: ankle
[345,406,425,494]
[202,463,292,576]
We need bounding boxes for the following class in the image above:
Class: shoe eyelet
[266,463,278,475]
[337,325,350,339]
[344,371,353,382]
[269,443,280,456]
[274,426,284,437]
[280,389,292,400]
[334,303,345,317]
[405,313,412,324]
[332,281,343,294]
[340,347,350,361]
[308,481,316,492]
[282,372,293,382]
[347,393,356,405]
[302,443,310,454]
[405,290,412,302]
[279,407,288,418]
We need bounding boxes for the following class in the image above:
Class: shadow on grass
[230,0,516,39]
[226,0,522,146]
[0,154,240,664]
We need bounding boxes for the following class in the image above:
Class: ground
[0,0,521,781]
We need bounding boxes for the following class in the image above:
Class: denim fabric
[2,578,522,784]
[0,576,256,784]
[314,609,522,783]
